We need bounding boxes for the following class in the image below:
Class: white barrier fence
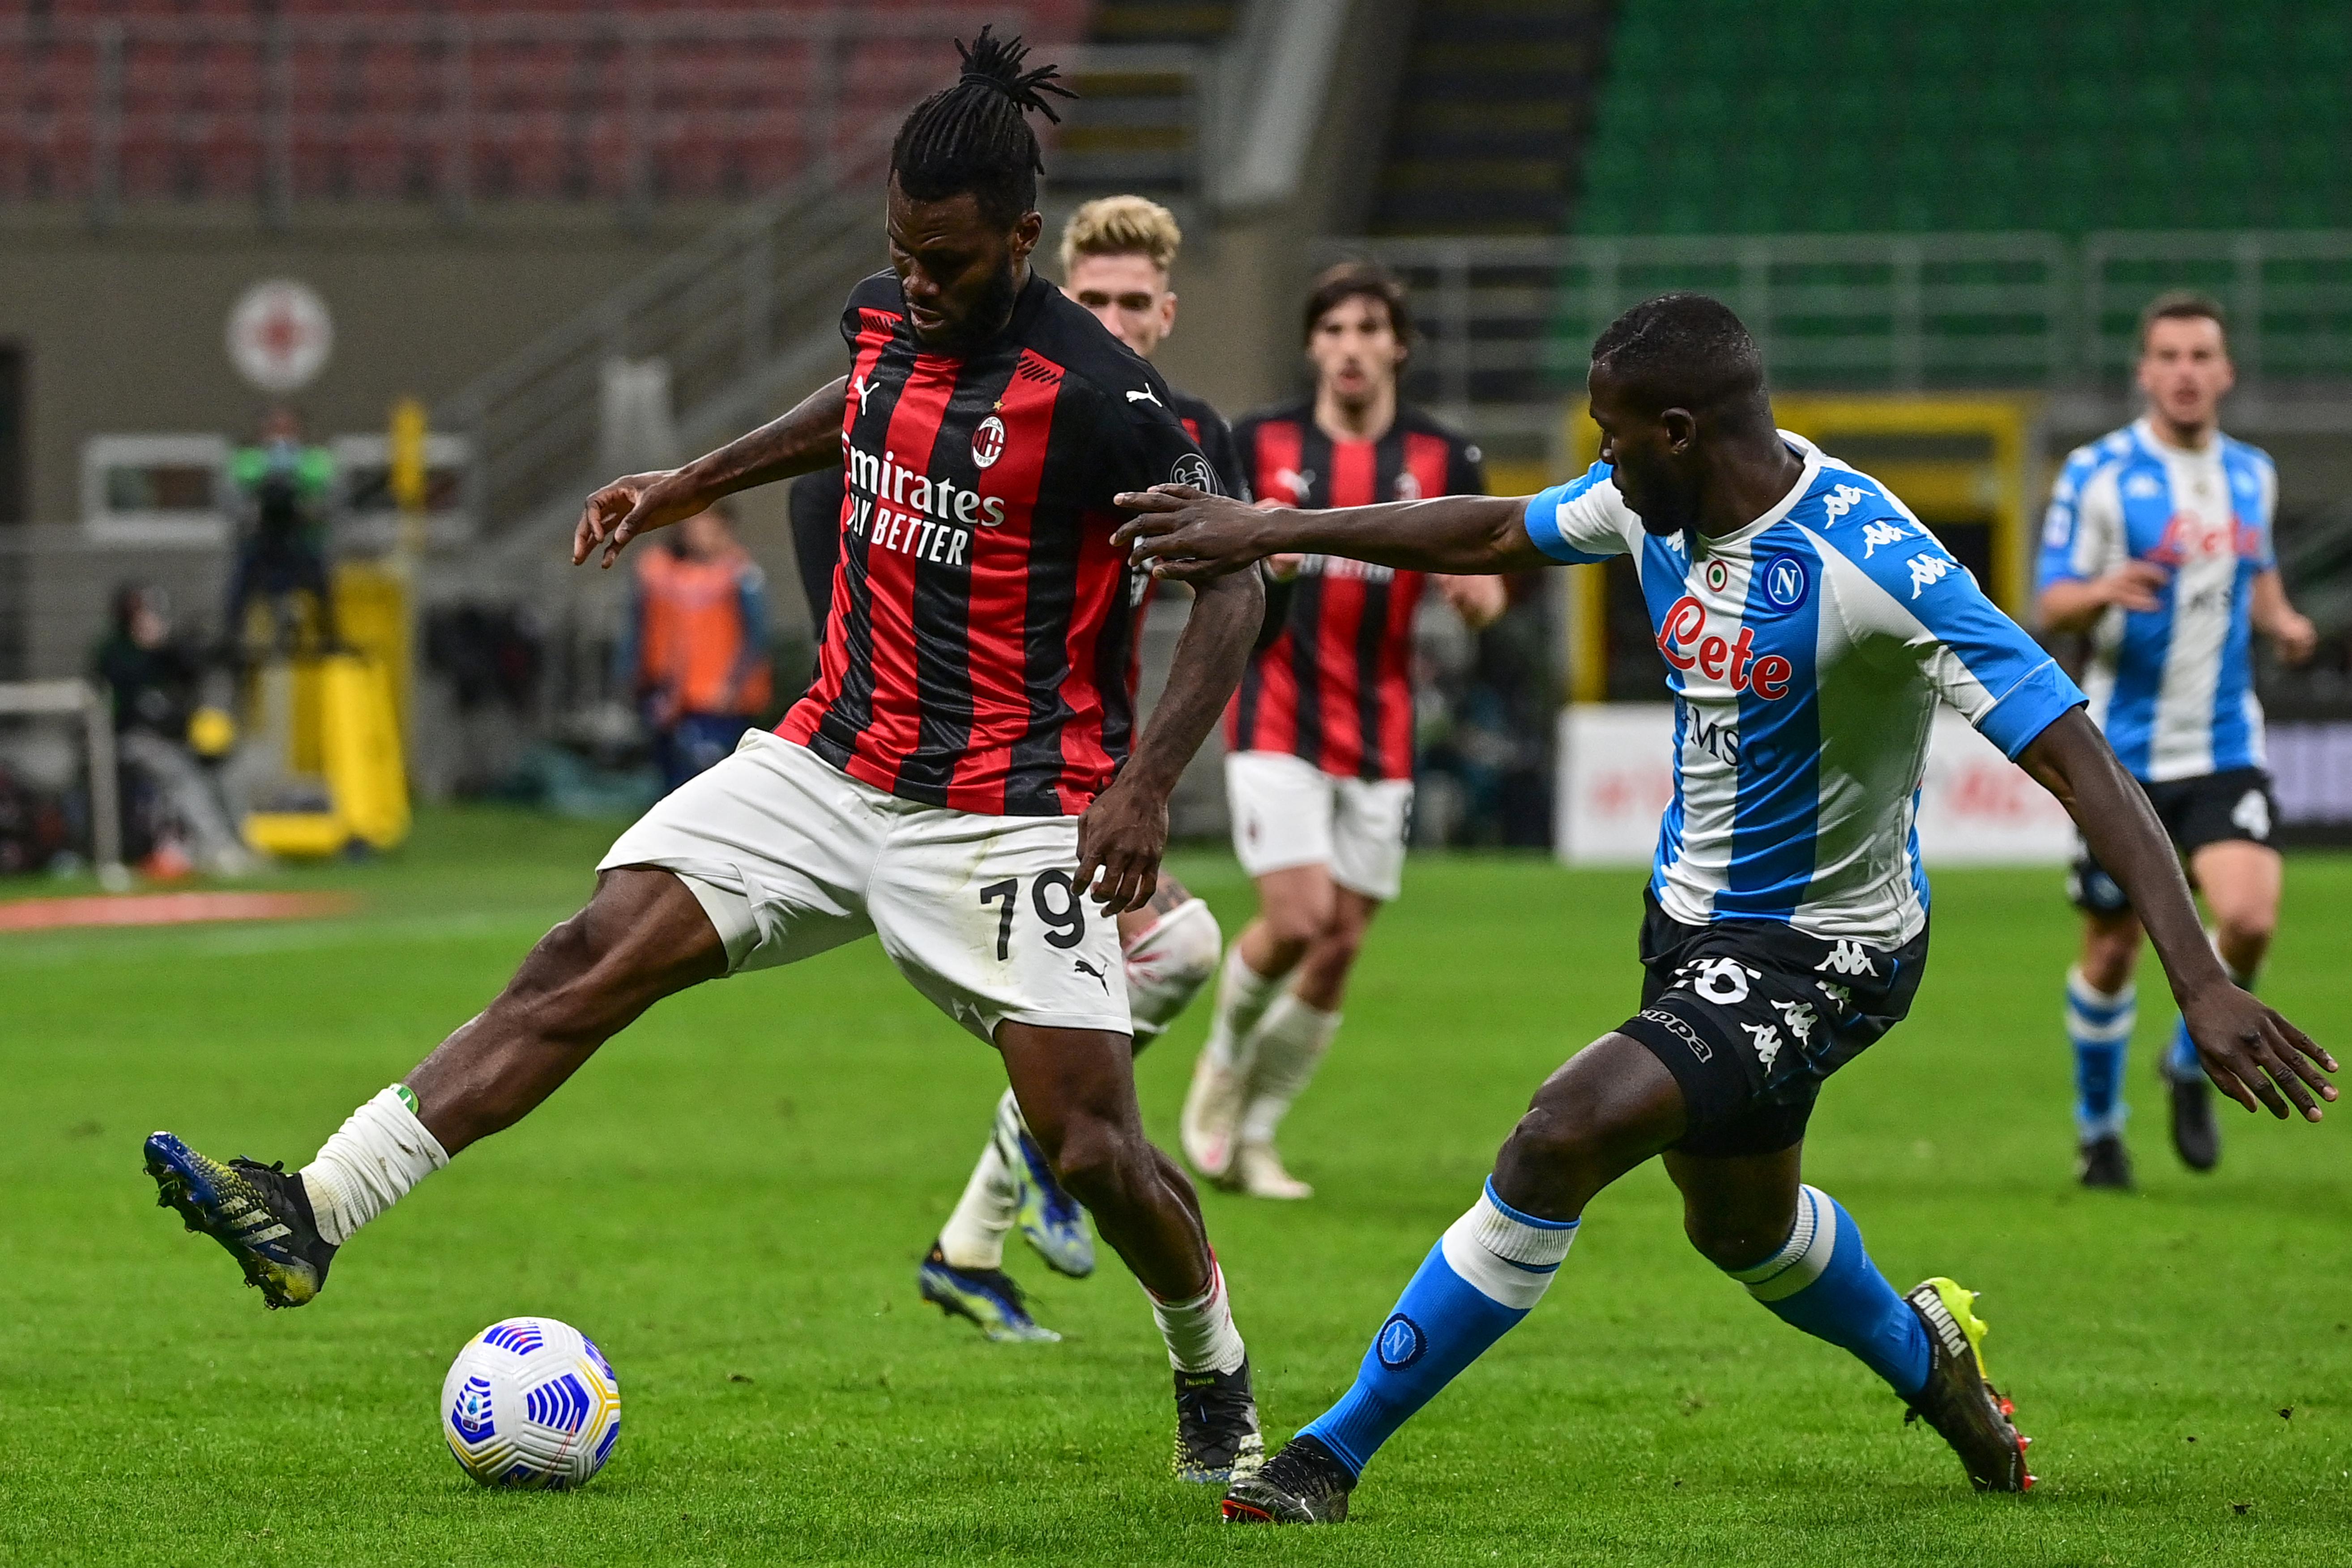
[1554,703,2079,868]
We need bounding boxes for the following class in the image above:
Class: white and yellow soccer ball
[440,1316,620,1489]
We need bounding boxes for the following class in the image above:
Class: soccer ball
[440,1316,621,1490]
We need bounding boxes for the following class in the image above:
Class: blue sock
[2066,966,2136,1139]
[1728,1184,1931,1398]
[1300,1179,1578,1478]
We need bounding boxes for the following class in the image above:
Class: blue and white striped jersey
[2037,418,2277,783]
[1528,435,2084,947]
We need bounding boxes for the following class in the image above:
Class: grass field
[5,807,2349,1566]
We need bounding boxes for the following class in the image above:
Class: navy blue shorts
[1617,894,1930,1158]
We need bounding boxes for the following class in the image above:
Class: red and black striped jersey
[778,270,1221,817]
[1224,400,1486,782]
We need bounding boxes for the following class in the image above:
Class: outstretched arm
[1113,487,1547,580]
[574,376,849,568]
[1075,567,1265,915]
[2252,568,2319,664]
[2019,707,2335,1119]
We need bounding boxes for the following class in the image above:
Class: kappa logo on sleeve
[1907,552,1955,598]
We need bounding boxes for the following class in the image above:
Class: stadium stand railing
[0,4,1090,222]
[1330,231,2352,440]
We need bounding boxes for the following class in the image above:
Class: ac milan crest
[972,415,1007,469]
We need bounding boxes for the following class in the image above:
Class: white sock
[1204,944,1287,1072]
[300,1085,449,1247]
[1237,992,1340,1145]
[1439,1179,1580,1310]
[1123,898,1222,1043]
[938,1089,1023,1270]
[1147,1255,1246,1374]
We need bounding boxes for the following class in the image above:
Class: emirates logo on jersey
[972,415,1007,470]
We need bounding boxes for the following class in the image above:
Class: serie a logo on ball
[440,1316,620,1490]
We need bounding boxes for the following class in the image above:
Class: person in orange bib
[620,502,773,790]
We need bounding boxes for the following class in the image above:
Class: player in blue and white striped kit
[1117,294,2335,1522]
[2038,292,2318,1188]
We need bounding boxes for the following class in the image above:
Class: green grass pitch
[5,808,2348,1565]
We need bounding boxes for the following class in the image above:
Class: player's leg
[926,874,1224,1330]
[1185,754,1337,1176]
[146,731,874,1310]
[1001,1021,1261,1481]
[145,866,726,1307]
[1223,1033,1671,1522]
[1226,888,1379,1199]
[2070,908,2143,1187]
[1669,1141,2030,1492]
[1226,774,1408,1198]
[2157,835,2284,1171]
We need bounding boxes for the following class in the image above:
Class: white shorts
[1225,749,1413,902]
[598,731,1129,1043]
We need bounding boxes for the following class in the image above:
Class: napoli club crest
[1760,555,1810,610]
[972,415,1007,469]
[1376,1313,1426,1370]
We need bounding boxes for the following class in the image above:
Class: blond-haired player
[918,195,1250,1343]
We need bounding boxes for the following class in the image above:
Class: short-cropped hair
[1059,195,1182,279]
[2138,290,2228,354]
[1589,293,1766,420]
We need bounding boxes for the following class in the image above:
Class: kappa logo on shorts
[1638,1007,1713,1064]
[1376,1313,1427,1370]
[1771,999,1817,1046]
[1815,940,1877,978]
[1742,1021,1782,1070]
[1676,956,1758,1004]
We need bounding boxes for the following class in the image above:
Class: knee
[1683,1204,1794,1274]
[1044,1111,1147,1208]
[2209,903,2276,960]
[2079,924,2140,994]
[1499,1090,1608,1181]
[1305,918,1366,976]
[1261,888,1336,950]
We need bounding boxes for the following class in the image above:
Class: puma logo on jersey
[853,374,875,414]
[1126,387,1162,406]
[1815,940,1877,977]
[1276,467,1316,502]
[1907,553,1955,598]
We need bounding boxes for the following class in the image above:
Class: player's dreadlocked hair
[891,28,1075,228]
[1590,293,1769,426]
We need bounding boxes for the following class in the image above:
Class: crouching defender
[1116,293,2335,1521]
[141,32,1271,1485]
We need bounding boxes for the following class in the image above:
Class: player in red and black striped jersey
[913,195,1249,1340]
[142,33,1269,1489]
[1182,264,1507,1201]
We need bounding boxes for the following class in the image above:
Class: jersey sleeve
[1448,436,1488,497]
[1522,461,1639,564]
[2248,448,2279,570]
[1197,406,1251,502]
[1825,509,2086,759]
[2036,445,2115,588]
[1106,367,1221,500]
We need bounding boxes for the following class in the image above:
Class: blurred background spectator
[224,408,339,657]
[92,583,249,877]
[618,504,772,793]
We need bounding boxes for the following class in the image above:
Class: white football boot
[1225,1140,1313,1201]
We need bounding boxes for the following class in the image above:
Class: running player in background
[1118,293,2333,1522]
[1181,263,1505,1200]
[143,32,1271,1484]
[918,195,1246,1342]
[2038,291,2318,1188]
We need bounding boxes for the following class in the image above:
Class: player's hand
[2269,609,2320,666]
[573,469,708,568]
[2096,560,2169,614]
[1075,773,1167,917]
[2178,981,2338,1122]
[1113,486,1279,582]
[1265,553,1305,581]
